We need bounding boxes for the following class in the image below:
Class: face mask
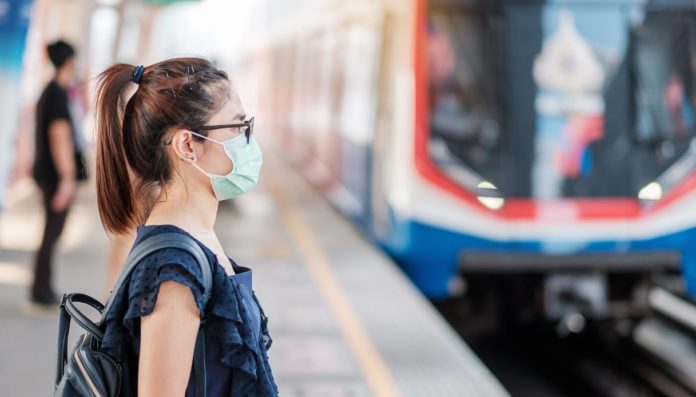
[189,132,263,200]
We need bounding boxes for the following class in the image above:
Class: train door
[332,10,384,226]
[371,9,401,240]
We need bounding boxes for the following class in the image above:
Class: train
[244,0,696,325]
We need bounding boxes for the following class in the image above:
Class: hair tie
[132,65,144,84]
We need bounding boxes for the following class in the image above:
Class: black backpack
[54,233,213,397]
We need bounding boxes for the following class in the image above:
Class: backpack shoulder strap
[100,232,213,323]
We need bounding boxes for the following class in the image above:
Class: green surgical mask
[190,132,263,200]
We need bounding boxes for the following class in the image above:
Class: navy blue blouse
[101,224,279,396]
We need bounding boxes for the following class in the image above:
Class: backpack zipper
[73,349,102,397]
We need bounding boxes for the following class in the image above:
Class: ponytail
[95,64,137,235]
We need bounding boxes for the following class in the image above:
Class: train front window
[425,2,696,202]
[427,2,504,196]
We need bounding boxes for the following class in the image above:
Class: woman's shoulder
[124,224,219,315]
[101,225,216,352]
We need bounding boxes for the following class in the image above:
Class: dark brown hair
[94,57,229,235]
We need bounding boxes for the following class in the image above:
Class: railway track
[436,289,696,397]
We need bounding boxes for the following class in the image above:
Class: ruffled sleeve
[253,291,273,350]
[122,247,207,339]
[101,246,207,357]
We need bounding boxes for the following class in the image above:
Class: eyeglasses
[163,116,255,146]
[191,116,255,144]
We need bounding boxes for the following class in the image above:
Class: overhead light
[477,181,505,210]
[638,182,662,201]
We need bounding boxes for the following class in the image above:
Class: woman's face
[168,83,247,198]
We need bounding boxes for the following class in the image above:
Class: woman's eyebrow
[231,112,246,122]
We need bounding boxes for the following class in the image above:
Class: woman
[94,58,278,396]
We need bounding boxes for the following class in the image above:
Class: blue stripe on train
[375,208,696,299]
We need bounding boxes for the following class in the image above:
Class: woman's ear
[169,129,197,162]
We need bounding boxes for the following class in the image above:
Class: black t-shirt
[32,80,85,184]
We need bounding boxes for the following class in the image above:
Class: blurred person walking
[94,58,278,396]
[29,40,87,308]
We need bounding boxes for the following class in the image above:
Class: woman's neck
[146,181,219,234]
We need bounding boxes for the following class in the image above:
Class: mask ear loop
[190,158,213,177]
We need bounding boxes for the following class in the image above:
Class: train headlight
[638,182,662,201]
[476,181,505,210]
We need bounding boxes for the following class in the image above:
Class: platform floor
[0,152,509,397]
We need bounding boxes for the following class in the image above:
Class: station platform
[0,151,509,397]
